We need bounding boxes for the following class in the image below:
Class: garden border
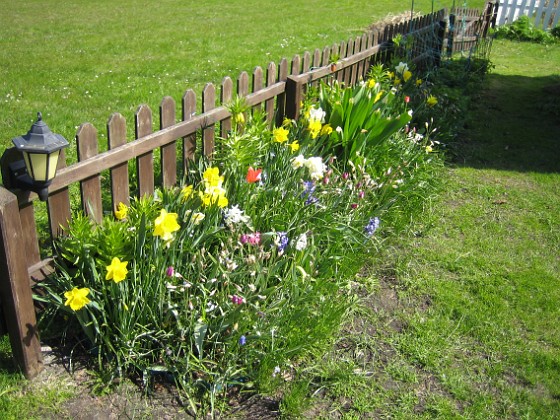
[0,3,497,378]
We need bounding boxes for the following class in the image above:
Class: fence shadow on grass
[451,73,560,173]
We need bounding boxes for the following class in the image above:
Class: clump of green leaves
[494,16,560,44]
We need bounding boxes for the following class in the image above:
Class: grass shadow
[451,72,560,173]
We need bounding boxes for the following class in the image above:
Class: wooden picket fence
[447,0,500,55]
[496,0,560,29]
[0,4,495,379]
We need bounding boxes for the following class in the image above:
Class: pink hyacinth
[231,295,244,305]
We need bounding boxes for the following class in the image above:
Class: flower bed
[36,62,443,414]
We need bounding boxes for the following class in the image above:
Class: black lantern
[9,112,69,201]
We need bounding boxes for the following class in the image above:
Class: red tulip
[246,167,262,183]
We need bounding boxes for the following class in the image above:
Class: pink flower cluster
[240,232,261,245]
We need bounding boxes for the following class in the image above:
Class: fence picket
[76,123,103,223]
[252,66,264,113]
[302,51,311,73]
[221,77,233,137]
[160,96,177,188]
[291,54,301,76]
[265,62,276,123]
[202,83,216,157]
[47,149,72,238]
[107,113,130,210]
[135,105,154,197]
[322,46,330,66]
[182,90,197,168]
[275,58,288,126]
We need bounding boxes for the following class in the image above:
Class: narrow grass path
[302,40,560,418]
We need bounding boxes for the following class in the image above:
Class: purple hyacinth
[239,335,246,346]
[301,181,318,205]
[364,217,380,236]
[276,231,289,253]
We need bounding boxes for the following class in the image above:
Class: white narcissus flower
[291,154,306,169]
[308,106,326,123]
[295,232,308,251]
[224,205,250,225]
[395,61,409,75]
[304,156,327,180]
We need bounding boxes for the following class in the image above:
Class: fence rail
[0,4,494,379]
[496,0,560,29]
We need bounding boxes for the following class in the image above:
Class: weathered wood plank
[302,51,311,73]
[0,188,43,378]
[275,58,288,126]
[19,203,40,266]
[182,89,197,169]
[160,96,177,189]
[322,46,331,66]
[291,54,301,76]
[252,66,263,112]
[76,123,102,223]
[107,113,129,211]
[265,62,276,123]
[47,149,71,238]
[135,105,154,197]
[221,77,233,138]
[202,83,215,157]
[237,71,249,97]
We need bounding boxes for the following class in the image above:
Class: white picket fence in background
[497,0,560,28]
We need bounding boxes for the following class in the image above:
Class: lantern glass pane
[22,152,33,178]
[29,153,49,181]
[47,151,60,180]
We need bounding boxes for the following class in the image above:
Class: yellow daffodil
[153,209,180,243]
[426,145,433,153]
[416,78,423,86]
[106,257,129,283]
[367,78,376,88]
[308,119,322,139]
[393,78,401,86]
[427,95,438,107]
[320,124,333,136]
[203,167,224,188]
[273,127,289,143]
[374,91,384,103]
[114,202,128,220]
[192,212,205,225]
[181,185,194,201]
[288,140,300,153]
[64,287,91,311]
[403,70,412,82]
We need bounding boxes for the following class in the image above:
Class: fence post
[0,187,43,378]
[447,13,456,57]
[285,76,305,121]
[436,19,447,66]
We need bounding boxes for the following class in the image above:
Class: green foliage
[36,77,444,414]
[494,16,560,44]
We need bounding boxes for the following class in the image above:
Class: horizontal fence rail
[0,4,495,378]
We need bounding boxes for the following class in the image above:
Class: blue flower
[275,231,289,253]
[301,181,318,205]
[239,335,247,346]
[364,217,380,236]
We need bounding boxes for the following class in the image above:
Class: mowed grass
[299,39,560,418]
[0,0,484,156]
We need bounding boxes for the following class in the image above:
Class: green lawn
[0,0,484,154]
[300,39,560,418]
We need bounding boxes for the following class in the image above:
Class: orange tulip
[246,167,262,183]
